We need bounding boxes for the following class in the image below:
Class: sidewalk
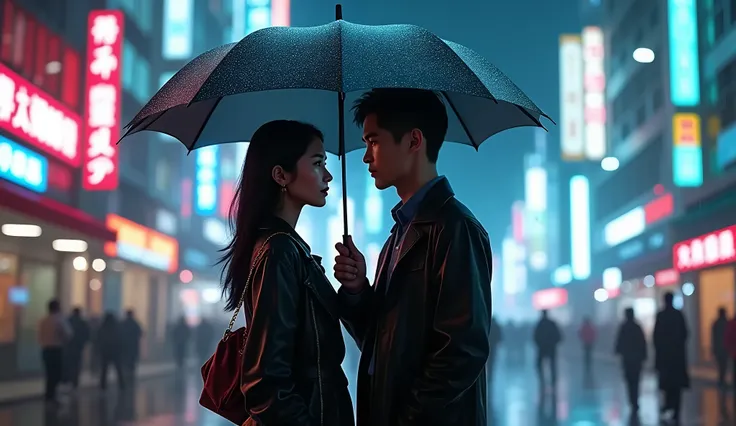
[590,350,720,383]
[0,360,197,405]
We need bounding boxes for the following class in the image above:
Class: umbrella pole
[336,4,349,239]
[339,91,349,238]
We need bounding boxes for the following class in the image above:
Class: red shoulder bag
[199,233,289,425]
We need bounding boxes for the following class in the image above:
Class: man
[334,88,493,425]
[37,299,71,403]
[65,307,90,389]
[724,312,736,407]
[533,310,562,391]
[614,307,647,416]
[653,292,689,424]
[711,307,729,387]
[120,309,143,381]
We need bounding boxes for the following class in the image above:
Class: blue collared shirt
[368,175,443,375]
[386,175,444,283]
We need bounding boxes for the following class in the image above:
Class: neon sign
[672,113,703,187]
[195,146,219,216]
[105,214,179,273]
[559,35,584,161]
[582,26,606,160]
[0,135,48,193]
[673,225,736,272]
[668,0,700,107]
[532,288,568,310]
[83,10,123,191]
[0,63,81,166]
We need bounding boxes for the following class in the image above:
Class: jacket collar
[258,215,338,319]
[389,177,455,234]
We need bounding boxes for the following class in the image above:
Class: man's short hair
[352,88,448,163]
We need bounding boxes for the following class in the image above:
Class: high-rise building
[667,0,736,369]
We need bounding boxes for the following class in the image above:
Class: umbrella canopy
[123,19,551,155]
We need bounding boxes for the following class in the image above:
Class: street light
[601,156,619,171]
[633,47,655,64]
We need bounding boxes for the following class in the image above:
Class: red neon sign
[82,10,123,191]
[644,193,674,224]
[532,288,568,310]
[0,62,81,166]
[673,225,736,272]
[655,268,680,287]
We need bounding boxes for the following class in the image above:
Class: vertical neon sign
[582,26,606,160]
[83,10,123,191]
[570,175,591,280]
[668,0,700,107]
[195,146,218,215]
[672,113,703,187]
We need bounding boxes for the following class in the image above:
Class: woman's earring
[281,185,287,193]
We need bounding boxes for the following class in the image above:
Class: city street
[0,351,731,426]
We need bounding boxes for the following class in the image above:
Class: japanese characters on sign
[673,225,736,273]
[582,26,606,161]
[83,10,123,191]
[0,63,81,166]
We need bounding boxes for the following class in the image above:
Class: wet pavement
[0,350,732,425]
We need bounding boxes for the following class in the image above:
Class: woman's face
[284,138,333,207]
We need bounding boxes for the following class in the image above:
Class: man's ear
[408,128,424,154]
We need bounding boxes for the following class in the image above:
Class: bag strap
[224,231,293,338]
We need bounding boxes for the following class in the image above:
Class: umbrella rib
[186,97,224,154]
[515,105,548,132]
[443,92,479,151]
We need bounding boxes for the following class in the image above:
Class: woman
[219,120,354,425]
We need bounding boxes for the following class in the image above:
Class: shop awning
[0,181,116,242]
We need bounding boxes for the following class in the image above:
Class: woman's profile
[219,120,354,425]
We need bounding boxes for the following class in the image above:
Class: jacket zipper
[308,291,324,426]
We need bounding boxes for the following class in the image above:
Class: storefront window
[17,262,56,373]
[0,252,18,343]
[699,267,735,362]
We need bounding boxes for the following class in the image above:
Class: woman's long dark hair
[219,120,324,311]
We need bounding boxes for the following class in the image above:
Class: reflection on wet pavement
[0,351,732,425]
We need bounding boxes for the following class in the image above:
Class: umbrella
[121,5,552,236]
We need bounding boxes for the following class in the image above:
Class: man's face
[361,113,413,190]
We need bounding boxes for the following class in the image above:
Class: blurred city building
[0,0,301,384]
[0,0,119,380]
[533,0,736,377]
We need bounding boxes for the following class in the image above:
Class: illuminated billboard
[582,26,606,160]
[674,225,736,273]
[162,0,194,60]
[0,63,81,167]
[524,153,547,271]
[83,10,123,191]
[672,113,703,187]
[570,175,591,280]
[559,35,585,161]
[195,146,219,215]
[667,0,700,107]
[0,135,48,193]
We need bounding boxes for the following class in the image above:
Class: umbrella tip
[335,4,343,20]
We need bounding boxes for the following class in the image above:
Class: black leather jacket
[241,218,354,426]
[340,178,493,426]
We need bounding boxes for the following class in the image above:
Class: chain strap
[223,232,292,341]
